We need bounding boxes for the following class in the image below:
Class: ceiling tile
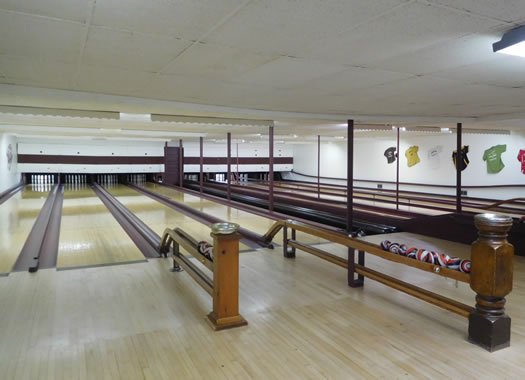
[83,27,192,72]
[0,0,91,23]
[430,55,525,88]
[92,0,246,40]
[75,65,155,95]
[233,57,348,88]
[291,66,414,96]
[0,10,85,63]
[427,0,525,23]
[161,42,278,80]
[0,56,76,89]
[367,32,501,75]
[205,0,410,56]
[305,2,503,66]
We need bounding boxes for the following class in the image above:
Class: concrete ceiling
[1,0,525,139]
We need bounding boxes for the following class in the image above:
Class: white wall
[291,131,525,199]
[17,141,165,174]
[0,134,19,192]
[182,141,293,173]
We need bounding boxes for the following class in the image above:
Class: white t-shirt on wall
[427,145,443,170]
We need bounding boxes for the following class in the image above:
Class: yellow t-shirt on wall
[405,146,420,167]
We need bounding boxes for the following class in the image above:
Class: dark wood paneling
[18,154,164,165]
[164,147,181,186]
[183,157,293,165]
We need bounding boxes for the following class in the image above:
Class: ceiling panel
[92,0,246,40]
[427,0,525,23]
[161,42,278,80]
[0,0,91,23]
[0,10,85,63]
[429,55,525,88]
[291,66,414,96]
[75,65,155,95]
[305,2,503,66]
[83,27,192,72]
[232,56,348,88]
[367,32,502,75]
[205,0,410,56]
[0,57,76,89]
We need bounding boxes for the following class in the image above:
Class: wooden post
[200,137,203,194]
[207,222,247,330]
[468,213,514,351]
[179,139,184,188]
[317,135,321,200]
[269,125,274,212]
[396,127,400,210]
[227,132,231,201]
[346,120,363,287]
[456,123,462,213]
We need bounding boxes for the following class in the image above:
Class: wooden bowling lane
[143,183,327,245]
[57,185,145,269]
[103,184,253,250]
[0,185,50,275]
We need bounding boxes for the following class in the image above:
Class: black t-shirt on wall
[384,147,397,164]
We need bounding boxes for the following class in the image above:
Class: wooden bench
[263,213,514,352]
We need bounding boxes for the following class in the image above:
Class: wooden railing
[263,214,515,352]
[160,223,247,331]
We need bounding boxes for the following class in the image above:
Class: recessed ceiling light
[493,25,525,58]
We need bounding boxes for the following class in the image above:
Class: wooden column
[346,120,354,235]
[269,125,274,212]
[227,132,231,201]
[207,223,247,330]
[456,122,462,213]
[468,213,514,352]
[317,135,321,200]
[347,119,363,287]
[179,139,184,188]
[199,137,203,193]
[396,127,400,210]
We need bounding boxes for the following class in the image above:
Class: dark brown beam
[179,139,184,188]
[200,136,203,194]
[456,123,462,213]
[346,120,354,234]
[269,125,274,212]
[318,135,321,200]
[396,127,400,210]
[227,132,231,201]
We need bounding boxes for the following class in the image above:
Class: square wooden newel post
[207,222,248,331]
[469,213,514,352]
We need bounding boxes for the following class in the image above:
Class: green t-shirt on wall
[482,144,506,173]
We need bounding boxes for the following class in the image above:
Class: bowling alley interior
[2,1,525,379]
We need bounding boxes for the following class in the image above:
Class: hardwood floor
[1,243,524,379]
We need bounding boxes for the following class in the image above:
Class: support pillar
[207,223,247,330]
[456,122,462,213]
[179,139,184,188]
[200,137,204,193]
[269,125,274,212]
[227,132,231,201]
[396,127,400,210]
[468,213,514,351]
[317,135,321,200]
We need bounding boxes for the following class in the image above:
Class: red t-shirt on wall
[518,150,525,174]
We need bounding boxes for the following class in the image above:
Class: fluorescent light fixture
[399,127,407,132]
[493,25,525,58]
[440,127,450,133]
[119,112,151,121]
[391,126,396,130]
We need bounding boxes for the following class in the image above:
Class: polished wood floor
[1,242,524,379]
[57,186,145,269]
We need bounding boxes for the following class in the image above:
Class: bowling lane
[143,183,327,245]
[0,185,50,275]
[57,185,145,269]
[103,185,252,251]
